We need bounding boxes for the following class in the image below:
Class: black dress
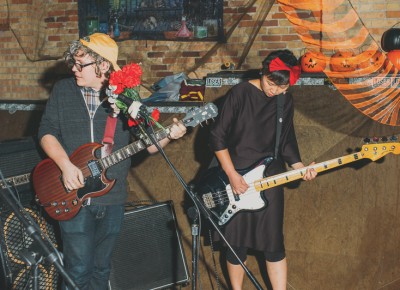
[208,81,302,253]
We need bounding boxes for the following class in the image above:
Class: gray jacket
[38,77,131,205]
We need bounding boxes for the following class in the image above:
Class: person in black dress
[209,49,317,290]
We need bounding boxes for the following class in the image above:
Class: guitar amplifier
[0,137,44,176]
[0,137,60,290]
[0,136,44,206]
[109,201,190,290]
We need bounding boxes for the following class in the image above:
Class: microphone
[114,94,133,106]
[111,94,149,119]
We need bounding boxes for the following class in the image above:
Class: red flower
[107,62,163,130]
[109,62,143,94]
[127,108,160,127]
[127,118,140,127]
[151,108,160,121]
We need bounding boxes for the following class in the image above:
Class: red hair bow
[269,57,301,85]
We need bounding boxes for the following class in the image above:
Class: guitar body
[32,143,115,221]
[197,157,274,226]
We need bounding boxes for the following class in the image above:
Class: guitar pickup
[202,193,215,209]
[88,160,102,177]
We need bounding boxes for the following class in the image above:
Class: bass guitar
[32,103,218,221]
[196,142,400,226]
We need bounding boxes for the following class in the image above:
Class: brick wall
[0,0,399,100]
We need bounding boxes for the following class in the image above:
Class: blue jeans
[60,205,125,290]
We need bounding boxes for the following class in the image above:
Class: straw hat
[80,33,121,71]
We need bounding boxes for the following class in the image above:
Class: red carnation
[127,108,160,127]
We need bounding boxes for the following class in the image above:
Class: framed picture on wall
[203,19,218,37]
[77,0,225,42]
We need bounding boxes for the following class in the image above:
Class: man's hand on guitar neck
[147,117,187,154]
[168,118,187,140]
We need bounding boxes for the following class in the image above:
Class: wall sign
[78,0,225,42]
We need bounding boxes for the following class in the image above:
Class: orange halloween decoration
[387,50,400,70]
[357,50,385,71]
[300,51,327,73]
[330,50,357,72]
[278,0,400,126]
[384,56,397,73]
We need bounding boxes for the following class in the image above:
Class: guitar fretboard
[96,102,218,170]
[99,126,170,169]
[254,152,364,191]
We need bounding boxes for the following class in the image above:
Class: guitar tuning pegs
[372,137,379,142]
[363,137,371,143]
[381,136,388,142]
[390,135,398,141]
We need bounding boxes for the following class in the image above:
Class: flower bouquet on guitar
[106,62,163,130]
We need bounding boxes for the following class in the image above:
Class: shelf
[205,70,400,88]
[0,100,204,114]
[78,0,225,42]
[145,101,204,113]
[0,100,46,113]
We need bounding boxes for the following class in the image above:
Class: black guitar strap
[207,92,285,168]
[274,93,285,159]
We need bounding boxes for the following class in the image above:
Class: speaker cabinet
[109,201,190,290]
[0,137,60,290]
[0,205,60,290]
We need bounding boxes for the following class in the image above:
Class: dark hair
[260,50,298,85]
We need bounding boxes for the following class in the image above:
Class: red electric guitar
[32,103,218,221]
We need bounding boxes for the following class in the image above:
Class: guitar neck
[99,124,173,169]
[254,151,364,191]
[97,102,218,170]
[0,173,31,189]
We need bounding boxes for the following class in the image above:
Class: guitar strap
[207,93,285,169]
[101,115,117,157]
[274,93,285,159]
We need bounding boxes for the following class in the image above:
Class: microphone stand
[141,124,264,290]
[19,241,43,290]
[187,206,200,290]
[0,171,80,290]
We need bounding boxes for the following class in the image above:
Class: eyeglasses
[71,61,96,72]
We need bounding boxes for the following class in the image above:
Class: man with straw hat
[37,33,186,289]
